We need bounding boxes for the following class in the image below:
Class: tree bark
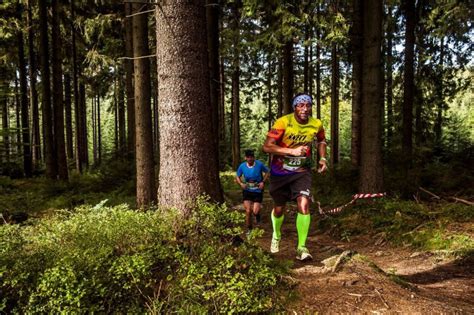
[402,0,415,168]
[316,4,322,119]
[230,0,241,170]
[18,21,32,177]
[277,55,283,117]
[64,73,74,160]
[156,0,223,213]
[97,95,101,164]
[351,0,363,167]
[125,3,135,155]
[282,41,294,115]
[27,0,41,166]
[133,3,155,207]
[330,42,339,165]
[359,0,384,193]
[52,0,68,180]
[2,98,9,163]
[386,5,394,149]
[434,37,444,145]
[39,0,57,179]
[118,71,126,153]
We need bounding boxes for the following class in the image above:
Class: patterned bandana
[292,94,312,108]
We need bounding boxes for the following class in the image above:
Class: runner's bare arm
[262,136,307,156]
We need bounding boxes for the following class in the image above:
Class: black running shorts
[242,190,263,203]
[269,171,312,205]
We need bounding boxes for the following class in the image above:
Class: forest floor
[228,191,474,314]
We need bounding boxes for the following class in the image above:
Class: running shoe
[270,237,280,253]
[296,247,313,261]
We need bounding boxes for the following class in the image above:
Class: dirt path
[229,192,474,313]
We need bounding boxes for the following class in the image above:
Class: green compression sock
[296,213,311,249]
[271,210,284,240]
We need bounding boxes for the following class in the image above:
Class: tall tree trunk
[316,4,322,119]
[277,55,283,117]
[114,77,118,153]
[402,0,415,169]
[79,83,88,168]
[39,0,57,179]
[282,41,294,115]
[386,5,394,149]
[267,53,273,132]
[218,52,226,170]
[230,1,241,170]
[125,3,135,155]
[97,95,101,164]
[118,71,126,153]
[92,96,97,164]
[133,3,155,207]
[360,0,384,193]
[156,0,223,213]
[64,73,73,160]
[18,21,32,177]
[207,0,222,185]
[71,0,83,172]
[303,26,310,93]
[52,0,68,180]
[351,0,363,167]
[434,37,444,145]
[330,43,339,165]
[27,0,40,166]
[2,99,9,163]
[15,78,21,157]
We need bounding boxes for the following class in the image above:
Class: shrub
[0,198,289,313]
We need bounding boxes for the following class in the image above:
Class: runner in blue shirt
[236,149,270,234]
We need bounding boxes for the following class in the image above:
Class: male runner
[235,149,270,234]
[262,93,327,260]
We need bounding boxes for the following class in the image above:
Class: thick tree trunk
[133,3,155,207]
[230,1,241,170]
[207,0,220,154]
[156,0,223,213]
[125,3,135,155]
[52,0,68,180]
[18,25,32,177]
[359,0,384,193]
[330,43,339,165]
[351,0,363,167]
[27,0,41,166]
[282,42,294,115]
[402,0,415,168]
[39,0,57,179]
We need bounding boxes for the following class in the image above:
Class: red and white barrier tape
[317,193,386,217]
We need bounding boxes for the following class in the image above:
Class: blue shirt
[236,160,270,193]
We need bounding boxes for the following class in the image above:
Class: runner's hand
[258,182,264,190]
[318,159,327,173]
[240,183,247,189]
[291,145,308,157]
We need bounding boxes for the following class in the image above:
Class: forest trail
[229,191,474,314]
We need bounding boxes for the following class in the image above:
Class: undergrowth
[0,197,290,313]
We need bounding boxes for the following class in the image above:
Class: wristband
[320,157,327,162]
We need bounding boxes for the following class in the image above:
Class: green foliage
[320,196,474,257]
[0,198,289,313]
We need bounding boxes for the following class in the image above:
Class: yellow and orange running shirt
[267,113,325,176]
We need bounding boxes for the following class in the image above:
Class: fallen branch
[374,288,390,309]
[449,197,474,206]
[347,293,363,297]
[419,187,440,200]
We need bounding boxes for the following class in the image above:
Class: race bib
[247,182,257,189]
[283,156,307,171]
